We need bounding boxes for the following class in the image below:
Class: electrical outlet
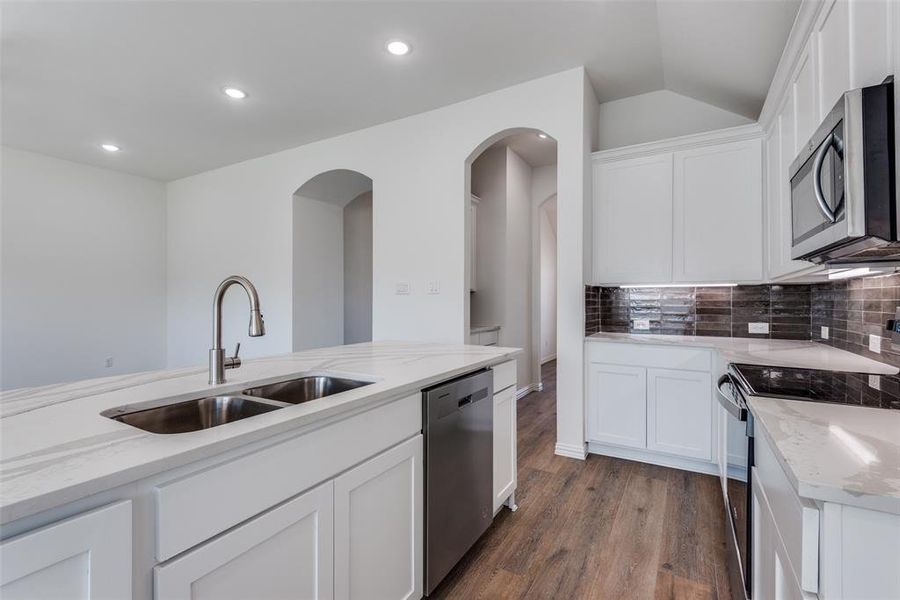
[869,374,881,390]
[105,356,114,368]
[427,280,440,295]
[869,333,882,353]
[395,281,411,295]
[820,326,830,340]
[748,322,769,334]
[633,318,651,331]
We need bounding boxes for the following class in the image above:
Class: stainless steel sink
[104,395,285,434]
[242,375,373,405]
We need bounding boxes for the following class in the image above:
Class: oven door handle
[813,132,845,223]
[716,374,747,421]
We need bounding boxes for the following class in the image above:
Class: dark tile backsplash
[586,273,900,369]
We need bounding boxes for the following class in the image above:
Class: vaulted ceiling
[1,1,799,181]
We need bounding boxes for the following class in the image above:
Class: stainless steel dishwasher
[423,369,493,596]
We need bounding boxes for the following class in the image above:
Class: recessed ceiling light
[223,87,247,99]
[100,143,120,152]
[537,133,549,139]
[386,40,411,56]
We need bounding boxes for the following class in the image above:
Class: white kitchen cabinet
[155,484,333,600]
[672,138,764,283]
[0,500,132,600]
[593,154,673,284]
[646,368,712,461]
[586,363,647,449]
[334,435,423,600]
[816,0,851,116]
[492,385,516,513]
[848,0,892,90]
[792,44,819,150]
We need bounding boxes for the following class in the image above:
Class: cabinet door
[334,435,423,600]
[849,0,892,89]
[1,501,132,600]
[673,139,763,283]
[493,386,517,513]
[155,482,333,600]
[816,0,851,117]
[593,155,673,284]
[647,368,713,460]
[586,363,647,449]
[793,42,818,149]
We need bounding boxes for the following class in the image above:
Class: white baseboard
[587,441,718,476]
[516,383,540,400]
[554,442,587,460]
[540,354,556,364]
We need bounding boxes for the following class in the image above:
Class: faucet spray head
[249,309,266,337]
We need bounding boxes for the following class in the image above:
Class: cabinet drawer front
[492,360,516,393]
[155,482,334,600]
[155,393,421,561]
[587,342,711,372]
[755,433,819,594]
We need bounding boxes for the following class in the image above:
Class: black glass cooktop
[731,363,900,411]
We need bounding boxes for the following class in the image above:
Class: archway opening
[465,129,558,397]
[292,169,373,350]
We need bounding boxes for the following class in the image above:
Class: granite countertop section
[585,332,899,375]
[749,397,900,514]
[0,341,520,525]
[470,325,500,334]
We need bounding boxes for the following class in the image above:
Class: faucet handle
[224,342,242,371]
[232,342,241,359]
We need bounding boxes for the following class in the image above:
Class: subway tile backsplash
[586,274,900,369]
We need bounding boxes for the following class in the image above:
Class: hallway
[433,360,732,599]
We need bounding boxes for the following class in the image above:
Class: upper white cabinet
[792,45,819,151]
[592,128,764,286]
[816,0,851,115]
[155,484,334,600]
[1,501,132,600]
[334,435,423,600]
[672,138,764,283]
[593,155,673,284]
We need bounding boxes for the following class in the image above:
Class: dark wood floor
[432,360,733,600]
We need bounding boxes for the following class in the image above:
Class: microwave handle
[813,132,844,223]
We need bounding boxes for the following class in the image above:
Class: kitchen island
[0,341,520,600]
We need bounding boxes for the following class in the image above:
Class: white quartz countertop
[0,341,520,525]
[749,397,900,515]
[586,332,899,375]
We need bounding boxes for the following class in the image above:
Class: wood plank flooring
[431,360,733,600]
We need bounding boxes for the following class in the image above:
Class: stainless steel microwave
[790,80,896,264]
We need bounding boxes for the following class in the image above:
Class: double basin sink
[104,375,373,434]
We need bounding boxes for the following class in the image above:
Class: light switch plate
[869,333,882,353]
[427,281,440,295]
[395,281,411,295]
[749,322,769,334]
[633,318,651,331]
[868,374,881,390]
[820,326,830,340]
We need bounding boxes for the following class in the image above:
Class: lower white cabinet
[492,385,516,513]
[647,368,712,461]
[0,500,132,600]
[334,435,423,600]
[155,484,333,600]
[587,363,647,449]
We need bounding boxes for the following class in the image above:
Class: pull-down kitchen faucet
[209,275,265,385]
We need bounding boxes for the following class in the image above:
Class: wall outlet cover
[868,374,881,390]
[820,326,830,340]
[869,333,882,353]
[395,281,411,295]
[633,318,651,331]
[748,322,769,334]
[427,281,440,295]
[105,357,114,368]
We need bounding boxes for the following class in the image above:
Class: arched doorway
[292,169,373,350]
[465,129,558,397]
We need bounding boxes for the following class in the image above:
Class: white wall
[1,147,167,390]
[504,147,533,390]
[292,194,344,351]
[597,89,752,150]
[539,197,558,363]
[530,163,558,384]
[343,191,372,344]
[166,67,593,456]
